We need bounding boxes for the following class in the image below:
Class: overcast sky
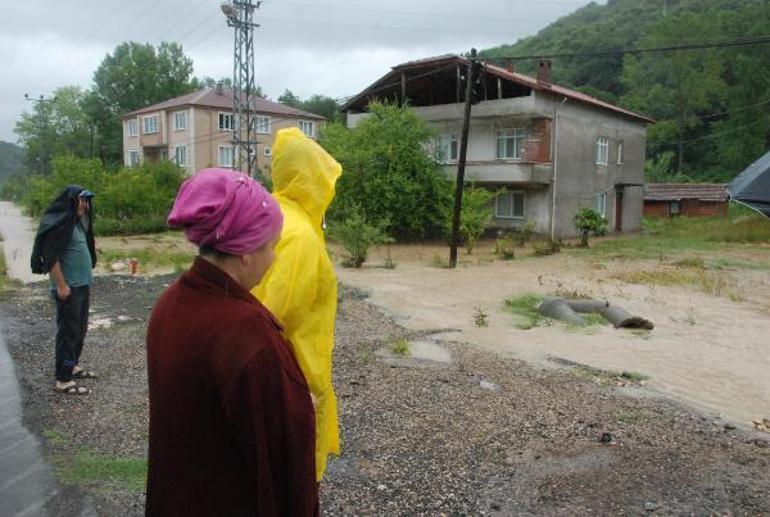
[0,0,602,143]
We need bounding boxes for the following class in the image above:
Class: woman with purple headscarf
[145,169,318,516]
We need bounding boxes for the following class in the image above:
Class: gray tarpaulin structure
[727,150,770,217]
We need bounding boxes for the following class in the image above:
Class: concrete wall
[535,93,647,237]
[347,92,648,238]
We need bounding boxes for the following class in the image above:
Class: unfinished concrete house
[342,55,654,238]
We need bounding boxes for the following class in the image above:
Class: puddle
[375,339,453,368]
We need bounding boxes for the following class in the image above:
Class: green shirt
[50,221,92,289]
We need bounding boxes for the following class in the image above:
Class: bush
[321,101,452,240]
[328,207,392,268]
[13,155,186,236]
[444,185,493,255]
[532,238,562,256]
[574,208,608,247]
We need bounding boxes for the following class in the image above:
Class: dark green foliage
[0,141,25,183]
[574,208,608,247]
[328,206,392,268]
[278,89,341,122]
[480,0,770,181]
[15,155,185,236]
[444,185,493,255]
[320,102,452,240]
[85,42,198,166]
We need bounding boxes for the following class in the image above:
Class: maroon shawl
[146,257,318,516]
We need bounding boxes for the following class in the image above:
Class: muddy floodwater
[0,201,40,283]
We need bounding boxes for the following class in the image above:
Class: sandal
[72,369,98,379]
[55,383,92,395]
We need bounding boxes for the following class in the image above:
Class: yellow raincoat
[252,127,342,481]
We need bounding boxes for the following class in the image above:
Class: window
[617,142,624,165]
[496,190,525,219]
[143,115,159,134]
[255,116,271,134]
[127,150,141,167]
[435,133,459,163]
[174,111,187,131]
[264,147,272,157]
[594,192,607,218]
[218,145,234,168]
[496,128,526,160]
[669,201,681,216]
[219,113,235,131]
[596,136,609,165]
[298,120,314,137]
[126,119,138,137]
[174,145,187,167]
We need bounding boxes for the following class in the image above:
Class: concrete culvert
[538,297,586,326]
[538,297,654,330]
[600,305,654,330]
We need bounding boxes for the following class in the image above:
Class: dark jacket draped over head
[30,185,96,275]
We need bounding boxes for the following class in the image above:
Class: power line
[484,35,770,61]
[260,0,562,25]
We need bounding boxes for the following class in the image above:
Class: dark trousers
[53,286,90,382]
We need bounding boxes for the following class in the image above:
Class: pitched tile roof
[124,87,326,120]
[644,183,728,202]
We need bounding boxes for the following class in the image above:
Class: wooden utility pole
[449,48,478,268]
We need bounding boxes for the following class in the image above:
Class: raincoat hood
[270,127,341,225]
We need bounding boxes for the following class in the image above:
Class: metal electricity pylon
[222,1,261,177]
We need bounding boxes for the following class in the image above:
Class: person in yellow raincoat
[252,127,342,481]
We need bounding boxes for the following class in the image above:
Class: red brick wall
[644,200,728,218]
[643,201,669,218]
[681,200,728,218]
[521,118,551,163]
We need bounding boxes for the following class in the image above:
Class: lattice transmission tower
[222,1,261,177]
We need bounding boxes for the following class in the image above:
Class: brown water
[338,249,770,429]
[0,202,39,283]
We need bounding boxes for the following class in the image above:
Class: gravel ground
[3,274,770,516]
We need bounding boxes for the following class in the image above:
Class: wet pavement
[0,327,56,516]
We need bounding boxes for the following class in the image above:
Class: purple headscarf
[167,168,283,254]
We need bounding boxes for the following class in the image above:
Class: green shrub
[329,207,392,268]
[532,238,562,256]
[444,185,493,255]
[14,155,185,236]
[574,208,608,247]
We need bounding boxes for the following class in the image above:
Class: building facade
[122,86,326,175]
[343,56,653,238]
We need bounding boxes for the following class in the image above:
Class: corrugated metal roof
[644,183,728,202]
[344,54,654,123]
[123,87,326,120]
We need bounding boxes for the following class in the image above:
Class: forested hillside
[480,0,770,181]
[0,141,24,183]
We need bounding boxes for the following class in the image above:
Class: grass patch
[60,450,147,493]
[504,294,546,329]
[613,408,645,424]
[707,257,770,271]
[390,337,411,356]
[42,429,69,447]
[99,247,195,272]
[611,267,744,301]
[473,307,489,327]
[574,211,770,261]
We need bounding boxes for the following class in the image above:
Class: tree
[573,208,608,248]
[85,42,198,165]
[277,90,340,121]
[320,102,452,240]
[15,86,93,174]
[621,12,725,174]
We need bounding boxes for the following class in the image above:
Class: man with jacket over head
[31,186,97,395]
